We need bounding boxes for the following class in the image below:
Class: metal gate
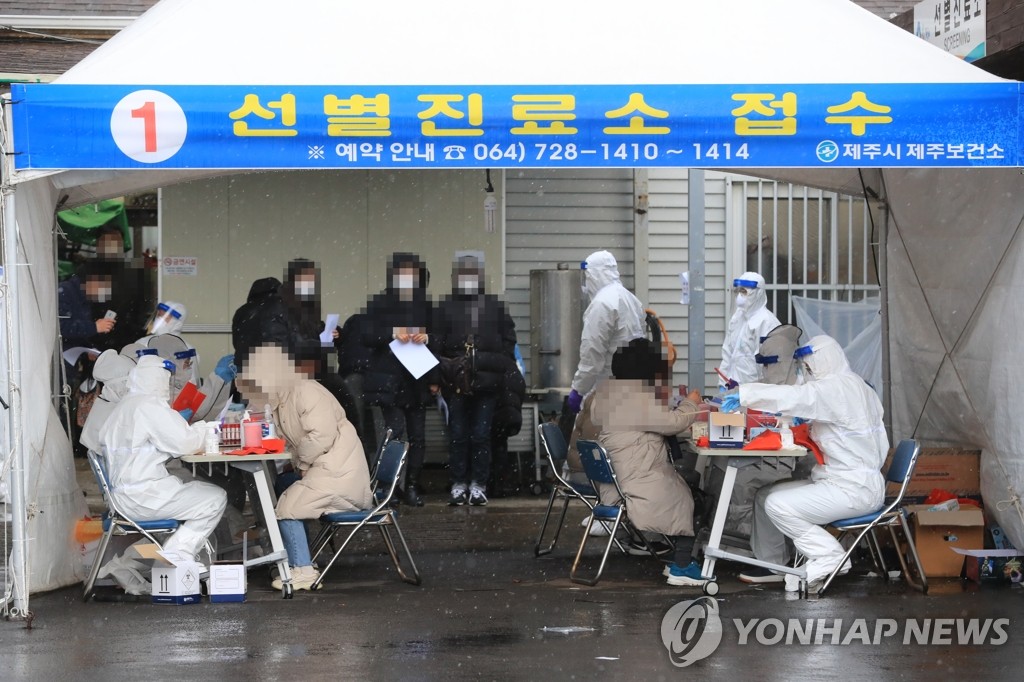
[731,179,880,324]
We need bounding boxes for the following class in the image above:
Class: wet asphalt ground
[1,493,1020,681]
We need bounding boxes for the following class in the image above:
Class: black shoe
[626,539,673,557]
[468,484,488,506]
[405,485,425,507]
[738,566,785,584]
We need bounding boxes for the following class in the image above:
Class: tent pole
[878,179,892,443]
[1,97,29,619]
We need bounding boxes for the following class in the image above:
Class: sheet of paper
[320,313,340,346]
[63,346,99,365]
[679,271,690,305]
[389,338,439,379]
[951,548,1020,558]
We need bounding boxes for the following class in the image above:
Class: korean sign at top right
[914,0,986,62]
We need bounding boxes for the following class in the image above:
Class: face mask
[295,281,316,297]
[735,293,750,309]
[95,287,112,303]
[458,275,479,294]
[394,274,415,290]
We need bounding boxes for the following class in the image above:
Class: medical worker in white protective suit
[721,335,887,591]
[719,272,780,388]
[138,300,236,422]
[567,250,646,413]
[98,355,227,562]
[79,349,136,454]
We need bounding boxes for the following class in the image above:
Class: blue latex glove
[567,389,583,414]
[720,394,741,413]
[215,354,237,383]
[793,416,808,426]
[177,408,194,421]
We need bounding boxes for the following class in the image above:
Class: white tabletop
[182,451,292,463]
[695,446,807,457]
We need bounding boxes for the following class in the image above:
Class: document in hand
[320,313,340,346]
[389,339,439,379]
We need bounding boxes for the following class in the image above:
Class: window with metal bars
[734,180,880,325]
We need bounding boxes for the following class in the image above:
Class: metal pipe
[878,182,892,442]
[687,170,706,393]
[1,95,28,617]
[0,15,135,30]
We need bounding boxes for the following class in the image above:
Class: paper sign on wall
[679,271,690,305]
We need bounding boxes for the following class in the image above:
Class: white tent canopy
[3,0,1022,614]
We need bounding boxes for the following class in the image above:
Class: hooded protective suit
[571,251,646,397]
[720,272,780,385]
[737,335,888,583]
[79,349,136,453]
[98,355,226,560]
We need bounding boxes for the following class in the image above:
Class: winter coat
[432,293,516,396]
[362,254,436,408]
[231,277,292,367]
[241,345,372,519]
[337,312,373,377]
[589,379,700,537]
[493,360,526,438]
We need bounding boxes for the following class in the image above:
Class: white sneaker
[580,515,611,536]
[272,565,321,591]
[784,573,803,593]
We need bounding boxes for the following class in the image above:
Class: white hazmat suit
[571,250,646,397]
[80,349,136,454]
[98,355,227,560]
[737,335,888,585]
[720,272,781,386]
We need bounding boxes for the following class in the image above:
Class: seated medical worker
[98,355,227,563]
[79,348,136,454]
[721,334,887,591]
[588,338,707,587]
[239,344,372,592]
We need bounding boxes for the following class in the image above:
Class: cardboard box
[145,547,203,604]
[208,563,246,603]
[906,505,985,578]
[709,412,745,449]
[884,448,981,504]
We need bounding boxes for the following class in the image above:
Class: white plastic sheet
[791,296,882,399]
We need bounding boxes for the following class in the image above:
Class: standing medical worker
[567,250,646,413]
[721,335,887,590]
[99,355,227,561]
[719,272,780,388]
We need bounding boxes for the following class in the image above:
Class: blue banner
[11,83,1022,169]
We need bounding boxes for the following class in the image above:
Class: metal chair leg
[534,488,570,557]
[82,526,116,602]
[570,511,623,586]
[866,528,889,577]
[310,523,366,590]
[894,515,928,594]
[818,524,874,597]
[384,518,421,586]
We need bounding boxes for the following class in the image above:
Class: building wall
[160,169,504,369]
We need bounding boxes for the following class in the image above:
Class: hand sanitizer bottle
[779,417,794,449]
[263,404,277,439]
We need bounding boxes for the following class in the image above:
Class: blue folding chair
[817,439,928,596]
[309,440,421,588]
[83,449,211,601]
[570,439,668,586]
[535,422,611,557]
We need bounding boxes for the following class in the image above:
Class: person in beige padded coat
[240,344,372,591]
[587,338,710,587]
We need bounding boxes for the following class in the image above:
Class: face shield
[794,344,815,379]
[733,277,759,309]
[146,302,184,335]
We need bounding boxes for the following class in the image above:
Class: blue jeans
[447,393,497,486]
[278,518,312,568]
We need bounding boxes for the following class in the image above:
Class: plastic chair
[570,439,667,586]
[817,439,928,596]
[309,440,421,588]
[534,422,609,557]
[82,449,197,601]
